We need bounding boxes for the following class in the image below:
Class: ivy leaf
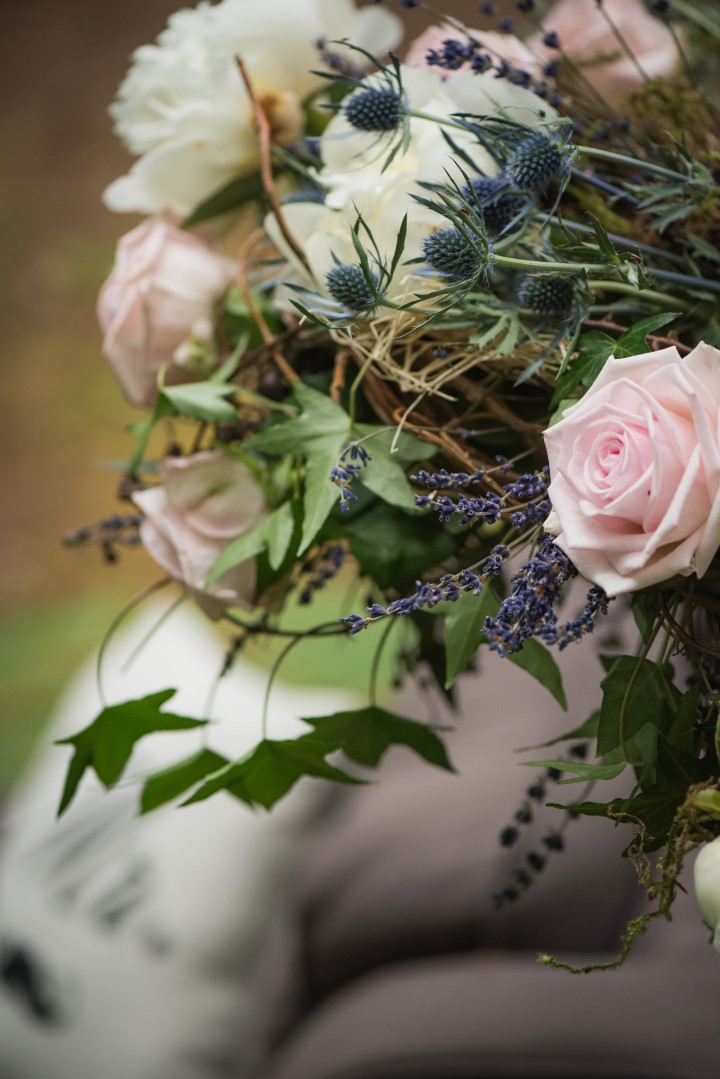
[508,639,568,710]
[352,427,426,512]
[207,501,297,583]
[246,382,350,553]
[344,502,456,589]
[140,749,229,814]
[182,171,265,228]
[56,690,206,816]
[443,586,498,689]
[181,737,364,810]
[551,331,614,406]
[597,655,674,760]
[630,592,661,643]
[301,707,455,770]
[160,381,238,423]
[613,312,681,358]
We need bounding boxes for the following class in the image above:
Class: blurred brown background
[0,0,503,785]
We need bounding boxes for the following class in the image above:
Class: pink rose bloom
[97,219,236,408]
[132,452,268,617]
[543,343,720,596]
[529,0,678,101]
[405,25,544,80]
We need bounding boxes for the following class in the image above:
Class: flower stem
[575,145,689,183]
[587,280,684,307]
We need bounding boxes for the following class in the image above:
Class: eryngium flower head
[516,274,575,319]
[465,176,528,235]
[326,263,378,310]
[422,227,482,281]
[505,132,566,193]
[344,87,403,132]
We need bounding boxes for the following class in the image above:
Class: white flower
[104,0,402,217]
[694,836,720,952]
[268,65,558,307]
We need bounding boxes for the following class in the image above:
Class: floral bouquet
[66,0,720,969]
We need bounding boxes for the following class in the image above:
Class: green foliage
[344,502,456,589]
[508,639,568,710]
[597,655,676,761]
[246,382,351,553]
[161,380,238,423]
[443,587,498,688]
[181,736,364,810]
[247,383,429,554]
[141,748,229,813]
[551,313,681,407]
[301,706,454,770]
[56,690,206,816]
[182,171,265,228]
[208,501,298,582]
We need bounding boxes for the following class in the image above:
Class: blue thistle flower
[464,176,528,236]
[505,131,567,193]
[325,263,378,312]
[422,227,482,281]
[515,274,576,319]
[344,87,403,132]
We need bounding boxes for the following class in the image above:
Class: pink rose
[529,0,678,101]
[132,452,268,617]
[97,219,236,407]
[543,343,720,596]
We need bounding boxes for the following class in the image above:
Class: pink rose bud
[132,451,268,617]
[97,219,236,407]
[543,343,720,596]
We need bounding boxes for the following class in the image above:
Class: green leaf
[443,586,498,688]
[344,502,456,589]
[613,312,681,358]
[508,639,568,710]
[128,393,175,475]
[160,381,238,423]
[182,171,265,229]
[666,685,700,756]
[181,737,364,810]
[630,592,661,643]
[301,707,455,770]
[587,213,620,263]
[545,799,615,818]
[597,655,674,760]
[208,501,297,583]
[247,381,349,455]
[522,757,625,782]
[517,710,599,752]
[353,426,429,512]
[246,382,350,553]
[550,330,614,406]
[56,690,206,816]
[140,749,229,813]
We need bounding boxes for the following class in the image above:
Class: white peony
[268,65,558,307]
[104,0,402,217]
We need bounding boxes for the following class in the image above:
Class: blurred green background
[0,0,496,791]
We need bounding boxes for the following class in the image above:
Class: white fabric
[0,599,356,1079]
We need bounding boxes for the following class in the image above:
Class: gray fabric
[252,607,720,1076]
[258,948,719,1079]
